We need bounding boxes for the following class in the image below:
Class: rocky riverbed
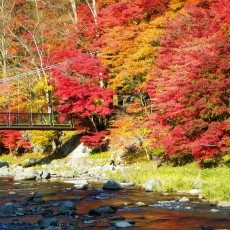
[0,159,230,230]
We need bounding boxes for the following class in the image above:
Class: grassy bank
[106,161,230,203]
[1,152,230,202]
[0,152,48,166]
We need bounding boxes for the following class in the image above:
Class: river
[0,178,230,230]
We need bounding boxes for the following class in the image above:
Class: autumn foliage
[147,1,230,160]
[0,131,31,154]
[48,50,114,144]
[0,0,229,163]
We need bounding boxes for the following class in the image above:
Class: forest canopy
[0,0,229,164]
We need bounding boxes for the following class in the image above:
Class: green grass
[0,152,48,165]
[1,151,229,202]
[83,151,111,167]
[89,151,111,160]
[106,161,230,202]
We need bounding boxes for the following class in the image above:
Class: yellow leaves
[169,0,185,12]
[102,20,167,92]
[109,115,137,147]
[29,130,56,147]
[0,72,53,113]
[33,77,52,93]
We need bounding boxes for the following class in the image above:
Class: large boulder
[68,143,92,166]
[0,162,9,168]
[56,200,77,216]
[218,201,230,208]
[60,171,75,178]
[37,217,57,228]
[14,168,40,180]
[143,179,162,192]
[0,167,14,177]
[64,179,89,189]
[103,179,123,190]
[89,205,117,216]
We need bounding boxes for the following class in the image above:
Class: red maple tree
[0,131,31,154]
[48,50,114,147]
[147,1,230,160]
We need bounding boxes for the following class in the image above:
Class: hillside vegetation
[0,0,229,166]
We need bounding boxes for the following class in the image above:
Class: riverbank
[0,151,230,204]
[1,177,230,230]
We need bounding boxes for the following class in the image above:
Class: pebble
[179,197,190,202]
[135,201,148,207]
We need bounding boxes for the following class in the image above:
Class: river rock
[33,198,45,204]
[84,220,98,227]
[56,200,77,216]
[41,170,51,179]
[103,179,123,190]
[89,205,117,216]
[189,189,201,195]
[123,201,133,206]
[64,179,89,190]
[126,219,136,224]
[11,165,23,174]
[179,197,190,202]
[59,200,76,211]
[120,181,135,187]
[8,191,16,195]
[37,217,57,228]
[143,179,162,192]
[33,192,42,198]
[14,168,39,180]
[42,208,54,218]
[217,201,230,207]
[114,221,133,228]
[135,201,148,207]
[60,171,75,178]
[0,167,14,177]
[0,162,9,168]
[74,180,89,190]
[0,204,15,217]
[20,199,29,206]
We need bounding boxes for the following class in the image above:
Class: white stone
[68,143,92,159]
[115,221,133,228]
[143,179,162,192]
[189,189,201,195]
[179,197,190,202]
[135,201,148,207]
[218,201,230,207]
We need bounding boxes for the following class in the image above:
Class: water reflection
[0,178,230,229]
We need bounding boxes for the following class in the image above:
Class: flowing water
[0,178,230,230]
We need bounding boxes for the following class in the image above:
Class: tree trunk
[70,0,78,24]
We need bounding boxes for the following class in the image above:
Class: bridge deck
[0,125,75,131]
[0,113,75,131]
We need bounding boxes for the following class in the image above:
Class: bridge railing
[0,112,73,127]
